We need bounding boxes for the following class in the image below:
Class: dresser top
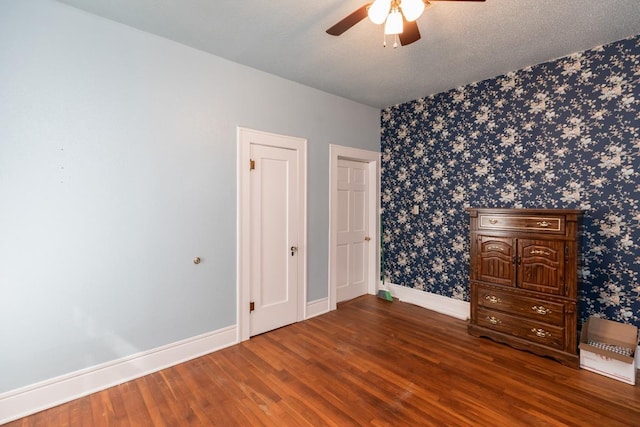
[466,208,585,216]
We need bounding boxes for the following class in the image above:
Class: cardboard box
[579,316,638,385]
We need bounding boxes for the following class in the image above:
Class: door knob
[290,246,298,256]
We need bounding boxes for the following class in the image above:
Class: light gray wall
[0,0,379,393]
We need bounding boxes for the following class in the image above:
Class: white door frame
[329,144,380,310]
[237,127,307,342]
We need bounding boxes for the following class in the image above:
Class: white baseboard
[306,297,329,319]
[0,325,237,425]
[387,283,470,320]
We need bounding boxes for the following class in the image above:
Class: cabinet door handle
[487,316,502,325]
[531,328,551,338]
[530,249,551,256]
[531,305,551,315]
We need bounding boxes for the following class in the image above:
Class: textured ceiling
[57,0,640,108]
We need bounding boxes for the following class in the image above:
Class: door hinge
[249,301,255,312]
[250,159,255,170]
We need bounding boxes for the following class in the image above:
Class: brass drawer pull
[484,295,502,304]
[531,328,551,338]
[487,245,503,251]
[489,219,499,224]
[531,305,551,315]
[487,316,502,325]
[537,221,551,227]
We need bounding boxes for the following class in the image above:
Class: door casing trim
[237,127,307,341]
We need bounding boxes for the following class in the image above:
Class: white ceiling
[57,0,640,109]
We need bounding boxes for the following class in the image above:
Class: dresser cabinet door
[477,236,515,287]
[518,239,566,295]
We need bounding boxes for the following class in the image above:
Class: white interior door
[238,127,306,341]
[249,144,299,336]
[336,159,370,303]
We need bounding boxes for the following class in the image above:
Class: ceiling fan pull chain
[393,34,399,49]
[383,32,387,47]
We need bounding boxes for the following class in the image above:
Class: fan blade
[399,18,421,46]
[326,4,371,36]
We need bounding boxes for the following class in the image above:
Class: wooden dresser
[466,208,583,367]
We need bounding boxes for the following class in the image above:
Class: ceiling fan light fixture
[368,0,392,25]
[401,0,426,22]
[384,8,404,35]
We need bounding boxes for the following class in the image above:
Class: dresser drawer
[478,214,564,234]
[476,284,565,326]
[477,308,565,350]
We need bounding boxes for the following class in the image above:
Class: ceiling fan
[326,0,486,47]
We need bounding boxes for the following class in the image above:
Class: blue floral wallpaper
[380,35,640,328]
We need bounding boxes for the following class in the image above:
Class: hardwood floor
[7,295,640,426]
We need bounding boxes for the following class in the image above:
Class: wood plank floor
[7,295,640,426]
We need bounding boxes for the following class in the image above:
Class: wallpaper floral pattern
[380,35,640,328]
